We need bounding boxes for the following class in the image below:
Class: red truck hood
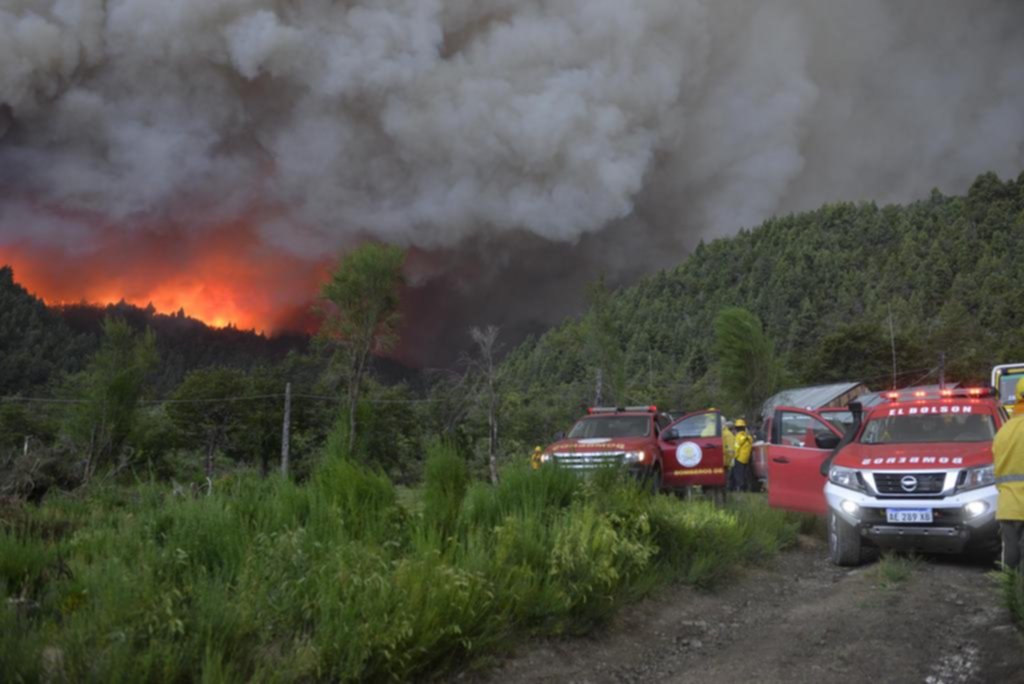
[547,437,650,453]
[835,442,992,470]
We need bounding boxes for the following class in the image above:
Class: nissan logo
[900,475,919,493]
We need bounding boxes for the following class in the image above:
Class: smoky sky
[2,1,1023,366]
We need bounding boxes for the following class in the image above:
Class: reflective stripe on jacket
[735,431,753,465]
[993,414,1024,521]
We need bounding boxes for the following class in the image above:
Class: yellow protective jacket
[993,412,1024,521]
[530,446,543,471]
[735,431,753,465]
[722,427,736,467]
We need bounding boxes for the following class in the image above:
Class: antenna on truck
[888,304,898,390]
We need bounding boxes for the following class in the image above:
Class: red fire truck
[539,406,672,490]
[539,406,729,494]
[763,387,1005,565]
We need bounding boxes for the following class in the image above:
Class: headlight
[964,501,988,519]
[540,453,552,464]
[623,451,645,464]
[957,465,994,492]
[828,465,865,492]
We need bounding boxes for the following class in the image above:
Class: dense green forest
[502,171,1024,424]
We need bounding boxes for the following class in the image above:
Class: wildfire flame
[0,217,331,334]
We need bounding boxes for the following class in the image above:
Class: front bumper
[547,453,652,478]
[825,482,1000,554]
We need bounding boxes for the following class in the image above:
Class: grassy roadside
[1003,569,1024,630]
[1,447,800,682]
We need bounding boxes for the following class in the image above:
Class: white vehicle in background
[991,363,1024,413]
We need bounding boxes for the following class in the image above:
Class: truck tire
[828,511,862,566]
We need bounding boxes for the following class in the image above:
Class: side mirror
[815,433,841,450]
[553,431,566,441]
[662,428,679,442]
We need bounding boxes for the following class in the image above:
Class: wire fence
[0,393,443,407]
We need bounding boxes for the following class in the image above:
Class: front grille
[873,472,946,495]
[552,451,625,470]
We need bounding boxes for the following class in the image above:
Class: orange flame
[0,217,331,334]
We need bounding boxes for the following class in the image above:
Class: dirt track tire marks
[477,536,1024,683]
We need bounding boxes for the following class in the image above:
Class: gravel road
[476,535,1023,683]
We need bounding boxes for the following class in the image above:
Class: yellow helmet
[734,418,747,428]
[1017,377,1024,401]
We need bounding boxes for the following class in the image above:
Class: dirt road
[478,536,1023,683]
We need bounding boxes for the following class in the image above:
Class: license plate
[886,508,933,524]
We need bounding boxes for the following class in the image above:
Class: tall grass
[0,447,801,682]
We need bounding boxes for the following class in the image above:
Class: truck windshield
[568,416,650,439]
[859,412,996,444]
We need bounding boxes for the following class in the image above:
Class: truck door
[659,410,727,490]
[752,416,772,482]
[766,407,842,515]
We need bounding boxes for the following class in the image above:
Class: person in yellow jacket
[993,377,1024,571]
[530,445,544,470]
[722,420,736,468]
[729,419,754,491]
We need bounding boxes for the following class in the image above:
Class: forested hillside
[501,172,1024,422]
[0,268,308,396]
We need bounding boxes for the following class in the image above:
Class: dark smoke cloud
[2,1,1023,365]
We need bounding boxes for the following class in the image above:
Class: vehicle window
[656,414,672,431]
[568,416,651,439]
[999,373,1024,406]
[778,411,834,447]
[860,412,996,444]
[672,412,719,439]
[821,410,854,434]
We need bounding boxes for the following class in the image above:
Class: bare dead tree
[470,325,502,484]
[426,367,477,436]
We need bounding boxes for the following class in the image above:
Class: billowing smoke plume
[2,1,1023,364]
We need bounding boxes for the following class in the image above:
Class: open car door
[765,407,843,515]
[659,409,728,491]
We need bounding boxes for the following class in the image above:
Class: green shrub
[312,453,402,543]
[421,440,469,539]
[459,462,578,532]
[873,552,920,588]
[548,502,655,627]
[0,458,801,682]
[1003,568,1024,629]
[0,531,53,597]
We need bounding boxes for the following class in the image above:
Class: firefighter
[722,420,736,468]
[993,377,1024,570]
[717,419,736,505]
[530,445,543,470]
[729,419,754,491]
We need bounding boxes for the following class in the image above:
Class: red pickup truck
[761,388,1006,565]
[540,406,672,490]
[540,406,729,494]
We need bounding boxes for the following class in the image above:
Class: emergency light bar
[885,387,995,401]
[587,405,658,414]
